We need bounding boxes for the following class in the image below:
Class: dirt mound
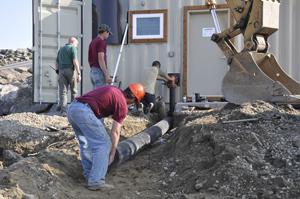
[149,101,300,198]
[0,113,152,199]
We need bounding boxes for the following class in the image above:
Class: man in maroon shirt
[88,24,112,89]
[67,83,145,191]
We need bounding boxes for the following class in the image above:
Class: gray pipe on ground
[114,117,172,165]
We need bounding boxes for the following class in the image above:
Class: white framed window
[129,9,168,43]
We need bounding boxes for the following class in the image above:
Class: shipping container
[32,0,91,103]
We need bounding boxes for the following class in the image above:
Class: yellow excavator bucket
[222,52,300,104]
[207,0,300,104]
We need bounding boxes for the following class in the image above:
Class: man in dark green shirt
[56,37,81,115]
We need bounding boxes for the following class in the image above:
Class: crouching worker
[67,83,145,191]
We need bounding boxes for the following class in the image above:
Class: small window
[129,9,168,43]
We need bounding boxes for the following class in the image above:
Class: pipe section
[169,87,176,115]
[115,117,172,165]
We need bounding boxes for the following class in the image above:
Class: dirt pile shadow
[148,101,300,198]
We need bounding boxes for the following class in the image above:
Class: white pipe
[39,0,43,104]
[211,9,221,33]
[111,23,129,85]
[57,0,61,50]
[57,0,61,103]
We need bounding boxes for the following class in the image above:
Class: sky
[0,0,32,50]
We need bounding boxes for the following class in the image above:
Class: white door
[188,9,230,97]
[33,0,83,103]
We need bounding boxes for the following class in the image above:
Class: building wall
[106,0,226,100]
[105,0,300,100]
[269,0,300,81]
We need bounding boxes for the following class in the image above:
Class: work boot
[87,183,115,191]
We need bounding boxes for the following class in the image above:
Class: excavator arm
[206,0,300,104]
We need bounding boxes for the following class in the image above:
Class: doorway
[183,5,230,97]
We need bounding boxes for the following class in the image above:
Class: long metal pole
[206,0,221,33]
[211,9,221,33]
[57,0,61,104]
[111,23,129,85]
[39,0,43,104]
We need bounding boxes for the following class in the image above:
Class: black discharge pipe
[169,86,176,115]
[167,72,180,115]
[114,117,172,165]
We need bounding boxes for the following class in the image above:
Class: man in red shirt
[88,24,112,89]
[67,83,145,191]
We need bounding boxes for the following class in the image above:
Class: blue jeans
[67,101,111,186]
[90,67,106,89]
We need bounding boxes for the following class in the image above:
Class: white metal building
[33,0,300,103]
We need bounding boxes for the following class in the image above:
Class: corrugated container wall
[106,0,300,101]
[106,0,226,101]
[269,0,300,81]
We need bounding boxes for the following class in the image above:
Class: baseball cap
[98,24,112,35]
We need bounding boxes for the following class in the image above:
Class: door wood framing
[182,4,231,96]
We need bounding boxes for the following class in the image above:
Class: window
[129,9,168,43]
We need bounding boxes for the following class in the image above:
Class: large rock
[0,85,19,115]
[0,85,51,116]
[9,85,51,114]
[3,150,23,167]
[0,57,49,115]
[0,84,19,102]
[0,73,50,115]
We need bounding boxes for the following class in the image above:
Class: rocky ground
[0,49,32,66]
[0,49,49,116]
[157,102,300,198]
[0,50,299,199]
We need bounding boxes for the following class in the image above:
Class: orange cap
[128,83,145,103]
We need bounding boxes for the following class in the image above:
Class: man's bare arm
[98,52,111,83]
[157,74,174,82]
[109,120,122,165]
[73,59,81,75]
[73,58,81,82]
